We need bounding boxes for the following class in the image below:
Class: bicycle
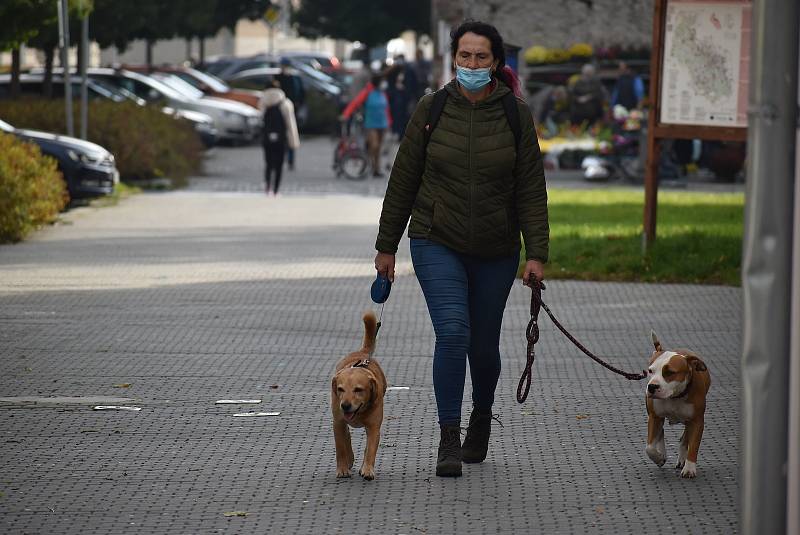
[333,117,369,180]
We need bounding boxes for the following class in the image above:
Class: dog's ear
[369,376,377,404]
[651,330,663,352]
[331,375,339,397]
[685,355,707,372]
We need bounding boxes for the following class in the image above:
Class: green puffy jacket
[375,79,549,262]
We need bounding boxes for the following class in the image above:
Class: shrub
[0,132,68,243]
[0,99,203,185]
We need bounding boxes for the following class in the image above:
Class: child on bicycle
[341,74,393,178]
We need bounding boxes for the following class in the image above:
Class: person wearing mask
[258,80,300,196]
[373,20,549,477]
[341,74,393,178]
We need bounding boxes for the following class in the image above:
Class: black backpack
[422,88,521,152]
[262,103,286,145]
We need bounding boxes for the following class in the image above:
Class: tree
[292,0,431,48]
[0,0,58,97]
[26,0,93,97]
[176,0,274,65]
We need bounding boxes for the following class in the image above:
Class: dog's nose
[341,402,351,412]
[648,383,659,394]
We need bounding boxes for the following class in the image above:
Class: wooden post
[644,0,666,250]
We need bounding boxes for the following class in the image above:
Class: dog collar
[352,359,371,368]
[670,377,691,399]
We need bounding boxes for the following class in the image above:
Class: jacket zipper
[468,105,475,253]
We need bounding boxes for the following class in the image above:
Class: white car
[88,68,260,143]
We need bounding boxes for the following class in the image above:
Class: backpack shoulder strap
[501,91,522,150]
[423,88,448,151]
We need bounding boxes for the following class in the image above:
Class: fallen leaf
[223,511,248,517]
[576,414,590,420]
[112,384,132,388]
[596,505,605,514]
[270,385,279,389]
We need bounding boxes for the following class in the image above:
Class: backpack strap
[501,91,522,151]
[422,88,448,152]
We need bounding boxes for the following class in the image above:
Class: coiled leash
[516,280,648,404]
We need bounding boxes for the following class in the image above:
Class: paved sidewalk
[0,156,741,534]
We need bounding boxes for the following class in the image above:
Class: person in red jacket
[341,74,393,177]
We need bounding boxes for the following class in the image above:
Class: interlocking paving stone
[0,144,741,534]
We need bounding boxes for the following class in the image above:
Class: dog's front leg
[645,414,666,467]
[359,420,381,481]
[680,417,704,478]
[675,429,688,470]
[333,418,353,478]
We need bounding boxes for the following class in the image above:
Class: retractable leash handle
[370,273,392,335]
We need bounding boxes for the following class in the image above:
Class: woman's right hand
[374,252,396,282]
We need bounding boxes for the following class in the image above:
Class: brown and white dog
[331,311,387,480]
[645,331,711,478]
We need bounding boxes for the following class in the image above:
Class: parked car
[125,65,261,109]
[1,73,218,148]
[0,117,118,199]
[0,73,132,102]
[228,66,341,101]
[279,51,342,76]
[205,55,280,81]
[86,68,260,143]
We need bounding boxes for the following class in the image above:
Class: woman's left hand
[522,260,545,287]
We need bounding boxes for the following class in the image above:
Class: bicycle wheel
[340,149,369,180]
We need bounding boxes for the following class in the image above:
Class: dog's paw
[336,467,352,479]
[680,461,697,478]
[646,444,666,467]
[359,465,375,481]
[674,457,686,470]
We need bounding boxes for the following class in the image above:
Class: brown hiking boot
[461,407,493,463]
[436,424,462,477]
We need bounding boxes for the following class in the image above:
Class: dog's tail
[360,310,378,355]
[651,330,664,352]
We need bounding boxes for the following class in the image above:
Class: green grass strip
[521,188,744,286]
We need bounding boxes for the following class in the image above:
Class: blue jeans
[410,238,519,425]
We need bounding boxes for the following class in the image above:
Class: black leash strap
[516,280,648,404]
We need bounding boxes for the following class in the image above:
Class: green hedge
[0,99,203,185]
[0,132,68,243]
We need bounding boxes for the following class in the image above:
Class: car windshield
[119,72,187,101]
[205,60,233,76]
[179,69,230,93]
[291,61,338,85]
[0,118,14,132]
[152,73,205,99]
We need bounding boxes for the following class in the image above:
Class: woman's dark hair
[370,74,383,87]
[449,20,522,96]
[450,20,506,73]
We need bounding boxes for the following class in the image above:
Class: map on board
[660,0,751,127]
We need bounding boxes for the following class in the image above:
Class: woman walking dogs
[373,21,549,477]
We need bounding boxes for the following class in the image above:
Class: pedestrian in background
[276,58,305,171]
[373,20,549,477]
[611,61,645,111]
[568,63,607,126]
[386,54,418,140]
[341,74,393,178]
[259,80,300,196]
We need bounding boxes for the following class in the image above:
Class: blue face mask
[455,66,492,92]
